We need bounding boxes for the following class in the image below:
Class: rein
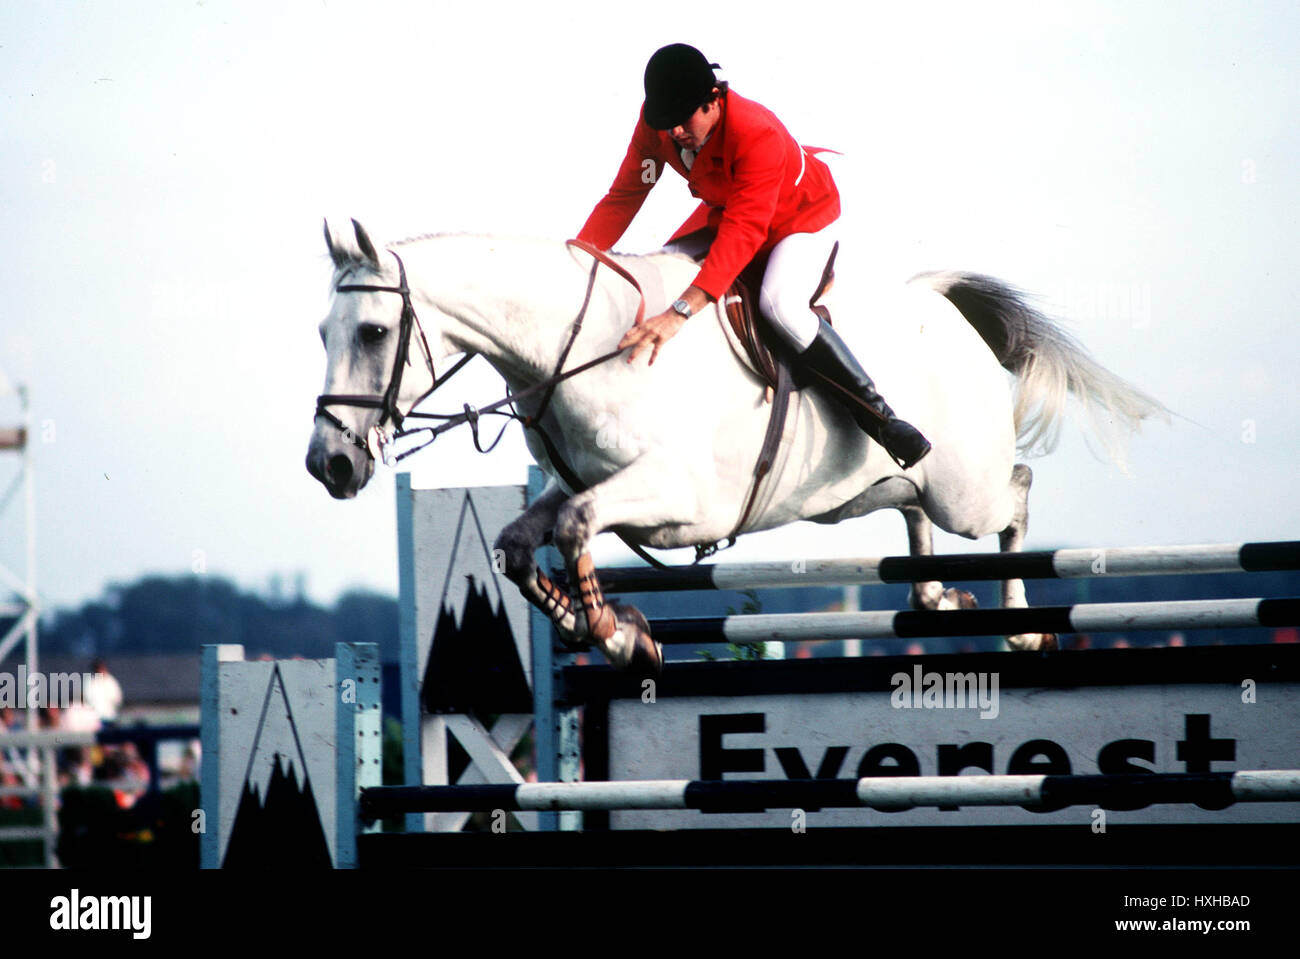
[314,239,783,568]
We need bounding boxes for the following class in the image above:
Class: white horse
[306,219,1167,674]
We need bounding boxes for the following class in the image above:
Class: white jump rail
[590,541,1300,592]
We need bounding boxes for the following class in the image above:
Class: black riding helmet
[643,43,721,130]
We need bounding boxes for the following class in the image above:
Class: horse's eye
[359,324,387,344]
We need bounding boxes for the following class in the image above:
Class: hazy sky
[1,1,1297,614]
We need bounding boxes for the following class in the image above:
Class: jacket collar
[694,92,727,163]
[661,91,728,168]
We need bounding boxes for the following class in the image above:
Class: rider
[577,43,931,470]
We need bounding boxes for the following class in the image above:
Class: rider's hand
[618,286,711,365]
[619,309,689,366]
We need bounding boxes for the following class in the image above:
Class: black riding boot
[796,319,932,469]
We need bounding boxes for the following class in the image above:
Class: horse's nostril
[327,453,354,488]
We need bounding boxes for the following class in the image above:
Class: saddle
[707,237,839,396]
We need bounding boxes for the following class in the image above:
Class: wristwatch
[671,298,693,318]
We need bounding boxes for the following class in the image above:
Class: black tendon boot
[796,319,932,469]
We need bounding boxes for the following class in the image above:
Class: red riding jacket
[577,90,840,301]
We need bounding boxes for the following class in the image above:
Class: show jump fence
[197,472,1300,867]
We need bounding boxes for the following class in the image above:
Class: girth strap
[728,359,794,549]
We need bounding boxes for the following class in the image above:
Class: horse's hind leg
[830,476,976,611]
[902,505,978,611]
[1000,464,1058,651]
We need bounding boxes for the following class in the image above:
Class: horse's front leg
[550,459,702,678]
[494,482,588,648]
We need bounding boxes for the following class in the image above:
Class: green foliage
[382,716,404,784]
[697,589,769,662]
[379,717,405,833]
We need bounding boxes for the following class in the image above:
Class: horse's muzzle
[305,434,371,499]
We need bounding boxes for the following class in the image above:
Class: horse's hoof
[1005,632,1057,652]
[626,632,664,680]
[556,632,592,653]
[613,602,662,679]
[943,588,978,610]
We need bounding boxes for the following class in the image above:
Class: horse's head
[306,219,438,498]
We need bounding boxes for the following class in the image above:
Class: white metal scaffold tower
[0,370,38,732]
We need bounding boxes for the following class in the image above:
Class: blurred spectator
[84,659,123,726]
[0,707,19,810]
[99,741,150,809]
[65,746,95,788]
[61,699,100,733]
[0,769,17,810]
[180,743,199,782]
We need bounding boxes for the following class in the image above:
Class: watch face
[673,299,691,316]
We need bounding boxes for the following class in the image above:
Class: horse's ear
[351,218,381,269]
[323,218,346,268]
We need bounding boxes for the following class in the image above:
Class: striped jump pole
[359,770,1300,820]
[644,596,1300,644]
[591,540,1300,593]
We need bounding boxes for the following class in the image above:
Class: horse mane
[325,228,434,289]
[391,231,697,266]
[392,230,486,247]
[329,230,696,294]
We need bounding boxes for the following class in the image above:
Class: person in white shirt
[84,659,123,726]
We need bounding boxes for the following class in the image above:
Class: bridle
[313,241,633,467]
[314,249,468,460]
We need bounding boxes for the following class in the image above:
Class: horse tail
[916,271,1170,467]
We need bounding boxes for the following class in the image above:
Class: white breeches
[758,219,840,351]
[758,151,847,351]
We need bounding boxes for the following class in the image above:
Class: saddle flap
[719,242,838,395]
[724,277,781,392]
